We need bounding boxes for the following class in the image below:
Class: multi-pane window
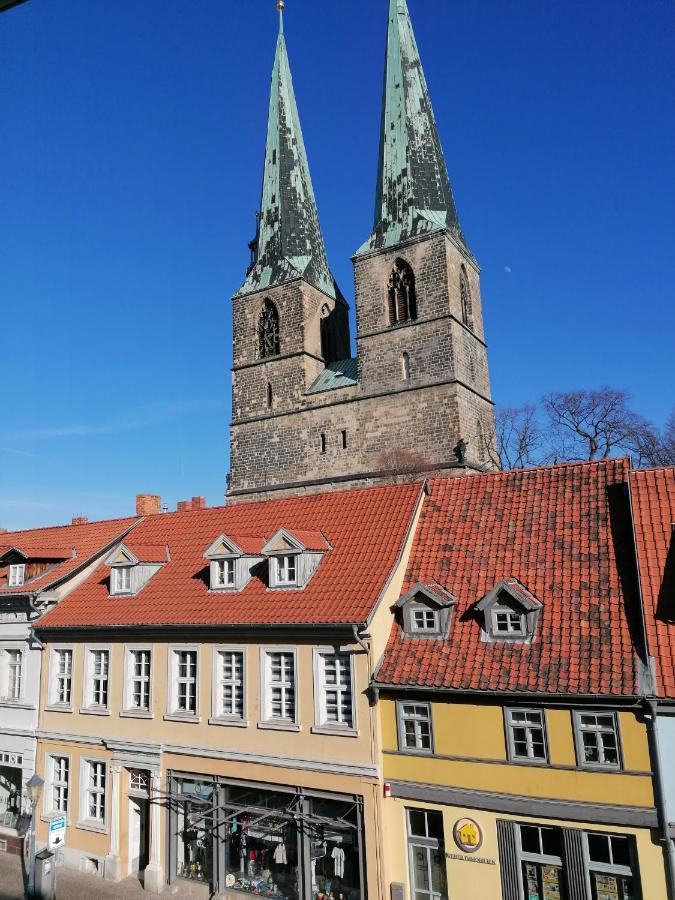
[492,607,526,636]
[407,809,448,900]
[112,566,132,594]
[3,650,22,700]
[398,702,433,752]
[215,559,235,588]
[8,564,25,587]
[518,824,566,900]
[276,555,297,585]
[506,709,547,761]
[575,712,621,768]
[50,756,69,813]
[173,650,198,715]
[263,651,296,723]
[411,608,438,632]
[215,649,245,720]
[317,652,353,729]
[54,649,73,705]
[129,769,149,793]
[84,760,106,822]
[585,832,637,900]
[128,649,151,711]
[87,649,109,708]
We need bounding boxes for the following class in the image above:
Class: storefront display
[176,779,214,884]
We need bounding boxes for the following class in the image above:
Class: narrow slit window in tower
[341,430,347,450]
[320,433,326,454]
[388,259,417,325]
[402,352,411,381]
[266,383,273,408]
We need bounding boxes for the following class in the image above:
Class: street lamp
[26,773,44,897]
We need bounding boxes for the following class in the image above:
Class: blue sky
[1,0,673,529]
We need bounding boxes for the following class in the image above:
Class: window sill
[76,819,107,834]
[44,704,73,714]
[120,709,153,719]
[79,706,111,716]
[208,717,249,728]
[257,721,301,733]
[0,700,34,710]
[163,713,200,724]
[577,762,622,773]
[311,725,359,738]
[508,756,550,767]
[395,746,434,756]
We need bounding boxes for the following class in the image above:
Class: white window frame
[275,554,298,586]
[210,646,247,725]
[78,757,107,831]
[505,707,549,763]
[111,565,132,595]
[491,606,526,637]
[8,564,25,587]
[573,711,622,770]
[410,607,439,633]
[165,646,200,721]
[259,647,299,729]
[48,646,74,710]
[212,558,236,590]
[516,823,566,897]
[81,647,111,713]
[44,753,71,818]
[313,649,356,734]
[583,830,638,895]
[0,647,24,702]
[396,701,434,753]
[122,646,153,717]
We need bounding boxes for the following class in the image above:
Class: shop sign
[453,818,483,853]
[48,815,66,850]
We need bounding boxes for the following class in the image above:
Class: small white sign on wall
[48,815,66,850]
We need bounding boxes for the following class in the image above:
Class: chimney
[191,496,206,510]
[71,516,88,526]
[136,494,162,517]
[177,500,190,512]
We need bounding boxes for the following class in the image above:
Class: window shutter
[562,827,587,900]
[496,819,519,900]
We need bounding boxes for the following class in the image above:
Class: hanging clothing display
[274,842,288,865]
[332,845,345,878]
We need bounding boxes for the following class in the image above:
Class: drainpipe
[646,699,675,900]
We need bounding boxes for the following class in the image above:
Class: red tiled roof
[375,459,641,697]
[121,542,169,564]
[630,467,675,698]
[0,518,138,594]
[37,483,422,628]
[285,529,331,551]
[0,546,72,560]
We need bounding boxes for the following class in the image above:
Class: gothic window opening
[460,266,473,329]
[388,258,417,325]
[258,299,280,359]
[402,351,411,381]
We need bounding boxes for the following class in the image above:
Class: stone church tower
[227,0,495,503]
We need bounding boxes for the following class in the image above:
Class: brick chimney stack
[176,497,206,512]
[71,516,88,525]
[136,494,162,516]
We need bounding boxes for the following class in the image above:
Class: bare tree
[541,387,653,462]
[489,404,542,470]
[636,408,675,467]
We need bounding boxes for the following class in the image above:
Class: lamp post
[25,773,44,897]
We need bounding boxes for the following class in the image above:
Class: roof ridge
[0,515,138,539]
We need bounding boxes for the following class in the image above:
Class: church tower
[227,1,495,503]
[351,0,495,471]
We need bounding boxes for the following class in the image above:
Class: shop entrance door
[407,809,448,900]
[128,797,149,874]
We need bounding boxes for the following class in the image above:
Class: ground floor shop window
[406,808,448,900]
[169,775,365,899]
[0,765,21,828]
[518,824,566,900]
[585,832,639,900]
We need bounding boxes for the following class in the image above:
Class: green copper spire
[239,7,341,299]
[357,0,465,255]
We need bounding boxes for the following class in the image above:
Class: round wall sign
[453,818,483,853]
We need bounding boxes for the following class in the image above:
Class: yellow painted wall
[380,699,654,808]
[382,798,668,900]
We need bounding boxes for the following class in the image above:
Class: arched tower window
[388,259,417,325]
[460,266,473,329]
[258,299,280,358]
[401,352,411,381]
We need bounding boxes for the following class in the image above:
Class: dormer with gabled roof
[262,527,329,590]
[0,545,72,590]
[203,534,265,592]
[394,582,457,638]
[105,542,168,597]
[475,577,542,644]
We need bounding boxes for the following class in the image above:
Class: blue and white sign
[48,815,66,849]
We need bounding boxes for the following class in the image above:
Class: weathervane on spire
[277,1,285,11]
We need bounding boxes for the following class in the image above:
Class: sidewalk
[0,851,209,899]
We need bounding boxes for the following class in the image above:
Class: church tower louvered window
[460,266,473,329]
[258,299,280,358]
[388,259,417,325]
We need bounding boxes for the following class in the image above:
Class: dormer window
[476,578,542,644]
[8,564,25,587]
[396,583,457,639]
[276,554,297,585]
[112,566,132,594]
[215,559,236,588]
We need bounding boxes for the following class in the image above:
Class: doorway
[128,797,149,875]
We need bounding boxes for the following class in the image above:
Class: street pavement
[0,851,210,899]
